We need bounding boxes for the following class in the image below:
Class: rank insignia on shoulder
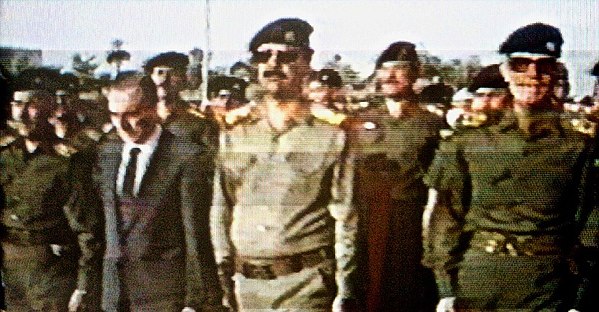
[224,105,254,126]
[54,143,78,157]
[187,107,207,119]
[439,129,455,139]
[310,106,346,126]
[0,135,16,147]
[461,112,487,128]
[83,129,103,142]
[570,118,596,137]
[362,121,377,130]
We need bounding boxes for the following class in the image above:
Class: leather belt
[235,246,335,279]
[470,230,564,256]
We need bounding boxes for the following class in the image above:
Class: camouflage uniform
[210,112,357,311]
[348,96,442,312]
[0,139,79,311]
[423,108,596,310]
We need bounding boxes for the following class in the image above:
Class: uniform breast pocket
[285,152,326,175]
[221,153,257,177]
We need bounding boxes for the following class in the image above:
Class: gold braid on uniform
[310,106,347,126]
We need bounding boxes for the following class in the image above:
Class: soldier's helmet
[499,22,563,58]
[309,69,343,89]
[249,18,314,54]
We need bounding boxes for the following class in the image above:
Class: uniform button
[10,214,19,221]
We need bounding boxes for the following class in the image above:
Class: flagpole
[201,0,211,108]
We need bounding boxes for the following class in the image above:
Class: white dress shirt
[116,126,162,197]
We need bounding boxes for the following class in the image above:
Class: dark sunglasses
[508,57,557,74]
[252,50,302,64]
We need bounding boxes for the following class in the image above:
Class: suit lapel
[137,131,178,203]
[98,139,123,259]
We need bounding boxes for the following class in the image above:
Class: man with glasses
[210,18,358,311]
[423,23,597,311]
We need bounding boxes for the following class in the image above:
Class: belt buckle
[243,262,275,280]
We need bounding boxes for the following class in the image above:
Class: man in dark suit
[68,75,224,312]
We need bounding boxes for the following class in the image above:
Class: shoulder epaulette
[224,105,254,126]
[0,134,16,147]
[186,107,207,119]
[54,143,78,157]
[461,112,488,128]
[83,128,103,142]
[439,129,455,139]
[311,107,347,126]
[570,118,596,137]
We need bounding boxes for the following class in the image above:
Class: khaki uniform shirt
[210,115,357,297]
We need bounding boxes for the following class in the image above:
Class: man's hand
[68,289,87,312]
[217,260,238,311]
[436,297,456,312]
[333,296,359,312]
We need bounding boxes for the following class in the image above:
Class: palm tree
[106,39,131,80]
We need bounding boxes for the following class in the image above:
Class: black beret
[592,61,599,77]
[419,84,453,104]
[249,18,313,53]
[144,52,189,73]
[309,69,342,88]
[468,64,508,93]
[375,41,419,69]
[499,23,563,58]
[208,76,248,101]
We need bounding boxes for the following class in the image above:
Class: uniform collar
[498,108,563,139]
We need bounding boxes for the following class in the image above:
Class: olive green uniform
[0,140,79,311]
[348,98,442,312]
[423,109,596,310]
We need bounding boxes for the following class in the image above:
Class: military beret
[499,23,563,58]
[208,76,248,101]
[592,61,599,77]
[144,52,189,73]
[375,41,419,69]
[309,69,342,88]
[468,64,508,93]
[249,18,313,53]
[420,84,452,104]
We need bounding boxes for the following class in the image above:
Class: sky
[1,0,598,96]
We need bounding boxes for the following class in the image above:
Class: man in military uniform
[1,121,79,311]
[466,64,511,126]
[205,75,251,127]
[210,18,358,311]
[348,41,441,312]
[423,23,596,311]
[306,68,345,112]
[142,53,219,153]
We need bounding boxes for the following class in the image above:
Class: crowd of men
[1,18,598,312]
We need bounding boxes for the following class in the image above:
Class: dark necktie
[123,147,141,197]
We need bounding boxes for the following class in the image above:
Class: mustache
[263,71,287,79]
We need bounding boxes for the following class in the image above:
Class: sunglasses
[252,49,302,64]
[508,57,556,74]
